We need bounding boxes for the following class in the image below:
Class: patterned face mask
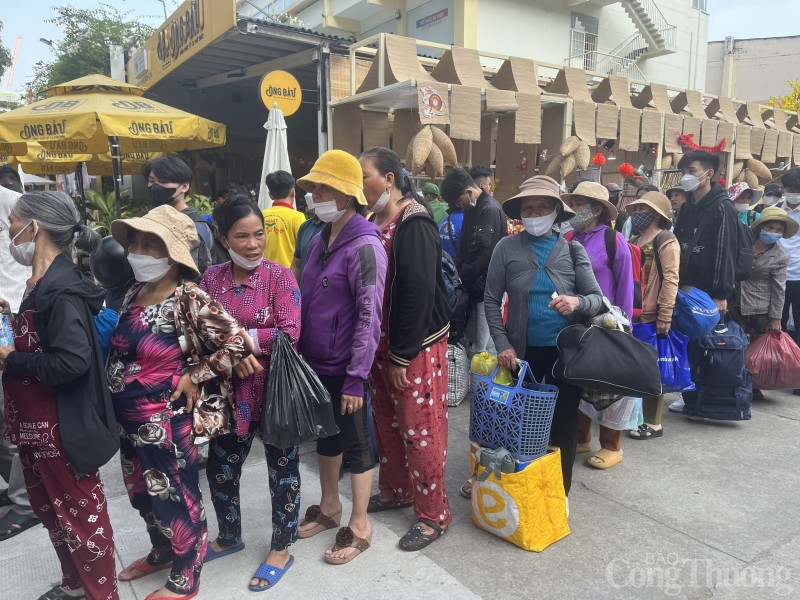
[629,211,658,234]
[568,206,595,232]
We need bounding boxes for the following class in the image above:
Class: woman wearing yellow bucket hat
[295,150,388,565]
[108,205,258,600]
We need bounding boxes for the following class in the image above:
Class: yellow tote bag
[470,447,570,552]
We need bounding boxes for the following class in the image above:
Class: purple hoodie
[300,214,387,397]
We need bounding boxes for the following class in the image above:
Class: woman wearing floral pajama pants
[359,147,452,551]
[108,206,253,600]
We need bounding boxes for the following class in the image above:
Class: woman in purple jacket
[563,181,634,470]
[295,150,388,566]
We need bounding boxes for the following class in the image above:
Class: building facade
[239,0,710,90]
[706,35,800,103]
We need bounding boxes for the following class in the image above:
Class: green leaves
[83,188,148,235]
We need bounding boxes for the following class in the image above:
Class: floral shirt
[107,295,185,424]
[200,260,301,435]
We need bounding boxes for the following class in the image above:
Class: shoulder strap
[447,215,456,248]
[652,231,669,282]
[604,226,617,270]
[564,229,574,242]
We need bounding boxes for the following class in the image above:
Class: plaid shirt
[740,243,789,320]
[200,259,301,435]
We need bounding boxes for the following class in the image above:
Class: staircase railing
[565,52,647,82]
[634,0,677,47]
[609,32,648,61]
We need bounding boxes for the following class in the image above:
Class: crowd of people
[0,146,798,600]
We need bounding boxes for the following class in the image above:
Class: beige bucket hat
[502,175,576,222]
[750,206,800,238]
[626,191,674,228]
[561,181,618,221]
[111,205,200,279]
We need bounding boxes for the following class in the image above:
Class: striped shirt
[0,187,31,312]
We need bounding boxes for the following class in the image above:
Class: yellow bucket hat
[297,149,367,206]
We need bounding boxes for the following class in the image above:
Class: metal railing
[609,32,649,61]
[631,0,677,48]
[565,52,647,82]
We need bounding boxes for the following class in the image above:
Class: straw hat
[111,205,200,279]
[728,181,763,206]
[561,181,618,221]
[296,149,367,206]
[750,206,799,238]
[502,175,576,222]
[626,191,673,228]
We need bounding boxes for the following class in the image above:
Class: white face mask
[314,198,349,223]
[681,173,703,192]
[734,203,750,214]
[522,210,559,237]
[785,193,800,208]
[371,189,391,214]
[304,192,315,210]
[8,220,36,267]
[763,195,780,207]
[127,253,172,283]
[228,247,262,271]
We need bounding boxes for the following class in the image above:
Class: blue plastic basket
[469,360,559,461]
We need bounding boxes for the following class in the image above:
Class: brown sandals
[298,505,342,539]
[367,494,414,513]
[324,526,372,565]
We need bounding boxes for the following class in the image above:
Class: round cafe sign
[259,70,302,117]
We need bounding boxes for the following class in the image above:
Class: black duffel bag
[553,323,663,398]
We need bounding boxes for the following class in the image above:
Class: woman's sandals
[324,527,372,565]
[298,505,341,539]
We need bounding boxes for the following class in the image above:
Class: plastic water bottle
[0,313,12,346]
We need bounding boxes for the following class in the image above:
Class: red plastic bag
[745,331,800,390]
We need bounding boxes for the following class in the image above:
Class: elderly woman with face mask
[108,205,256,600]
[295,150,388,566]
[483,175,604,498]
[0,191,119,600]
[198,195,302,591]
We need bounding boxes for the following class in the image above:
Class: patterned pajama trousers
[206,432,300,551]
[20,439,118,600]
[118,411,207,595]
[371,338,452,529]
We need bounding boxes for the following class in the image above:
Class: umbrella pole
[109,136,123,218]
[75,163,88,224]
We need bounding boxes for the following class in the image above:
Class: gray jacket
[484,232,604,356]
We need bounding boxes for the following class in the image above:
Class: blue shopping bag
[632,323,695,393]
[674,286,720,340]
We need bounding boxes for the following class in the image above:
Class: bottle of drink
[0,313,13,346]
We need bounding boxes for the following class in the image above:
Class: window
[692,0,708,11]
[570,12,599,71]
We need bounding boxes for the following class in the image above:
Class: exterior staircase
[619,0,677,59]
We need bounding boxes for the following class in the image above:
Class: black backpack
[181,208,214,275]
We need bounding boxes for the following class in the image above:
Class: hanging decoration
[677,133,727,154]
[618,162,635,177]
[591,152,607,166]
[718,177,727,188]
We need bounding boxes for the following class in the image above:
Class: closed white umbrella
[258,102,291,209]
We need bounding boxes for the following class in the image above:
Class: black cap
[764,183,783,197]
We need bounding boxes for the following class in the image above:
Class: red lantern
[618,162,635,177]
[591,153,606,166]
[718,177,727,188]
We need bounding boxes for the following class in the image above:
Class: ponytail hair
[13,191,100,254]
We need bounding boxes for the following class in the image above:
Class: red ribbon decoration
[677,133,726,154]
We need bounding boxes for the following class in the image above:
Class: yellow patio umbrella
[0,74,226,214]
[5,143,164,177]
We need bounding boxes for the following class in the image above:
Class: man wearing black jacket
[672,150,738,413]
[441,168,506,354]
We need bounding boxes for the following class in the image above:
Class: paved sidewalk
[2,389,800,599]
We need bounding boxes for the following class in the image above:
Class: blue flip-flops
[203,541,245,563]
[248,555,295,592]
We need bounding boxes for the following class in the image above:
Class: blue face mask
[759,231,783,245]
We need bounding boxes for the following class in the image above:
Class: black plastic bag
[260,333,340,449]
